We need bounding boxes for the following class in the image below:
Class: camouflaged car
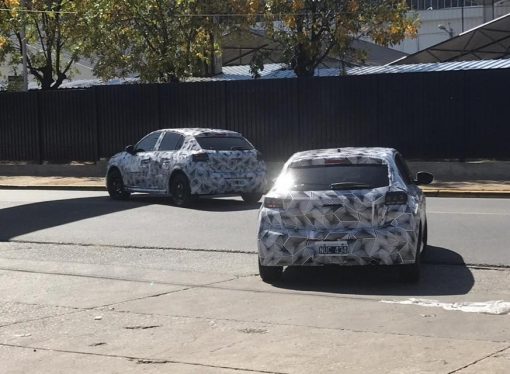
[257,148,433,283]
[106,128,267,206]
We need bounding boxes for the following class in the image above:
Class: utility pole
[461,0,465,33]
[20,0,29,91]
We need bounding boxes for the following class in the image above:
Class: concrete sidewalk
[0,176,510,198]
[1,241,510,374]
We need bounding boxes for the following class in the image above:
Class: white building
[394,0,510,54]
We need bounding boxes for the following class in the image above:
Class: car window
[285,164,389,191]
[394,153,413,184]
[159,132,183,151]
[195,136,254,151]
[135,132,161,152]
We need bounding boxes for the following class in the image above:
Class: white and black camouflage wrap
[258,148,427,267]
[107,128,267,196]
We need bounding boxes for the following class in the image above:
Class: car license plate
[316,241,350,256]
[229,179,246,185]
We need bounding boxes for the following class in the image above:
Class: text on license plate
[229,179,246,185]
[316,241,350,256]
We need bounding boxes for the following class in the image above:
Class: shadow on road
[130,194,261,212]
[272,246,474,296]
[0,196,142,241]
[0,194,260,240]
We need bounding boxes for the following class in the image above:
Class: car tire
[170,173,193,207]
[107,169,130,201]
[241,192,263,204]
[399,226,422,283]
[258,258,283,283]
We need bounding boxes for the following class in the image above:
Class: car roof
[288,147,397,167]
[160,128,242,137]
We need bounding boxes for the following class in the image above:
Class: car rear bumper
[190,171,267,195]
[258,227,418,267]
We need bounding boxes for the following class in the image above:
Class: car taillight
[257,151,263,161]
[264,197,284,209]
[192,152,209,162]
[385,191,408,205]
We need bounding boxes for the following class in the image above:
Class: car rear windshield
[287,164,389,191]
[195,136,254,151]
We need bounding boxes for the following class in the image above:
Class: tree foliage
[86,0,251,83]
[1,0,419,87]
[0,0,89,89]
[262,0,418,77]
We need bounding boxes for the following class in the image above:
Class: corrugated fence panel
[97,84,160,158]
[376,73,426,158]
[418,71,466,159]
[225,79,299,160]
[0,92,39,161]
[1,69,510,162]
[39,89,96,161]
[464,69,510,159]
[298,75,380,153]
[160,81,226,128]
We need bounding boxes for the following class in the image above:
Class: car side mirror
[125,145,136,155]
[415,171,434,185]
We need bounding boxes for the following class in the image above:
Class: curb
[0,185,106,192]
[422,189,510,198]
[1,185,510,198]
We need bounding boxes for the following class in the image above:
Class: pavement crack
[89,342,107,347]
[0,343,288,374]
[448,345,510,373]
[99,277,238,310]
[7,239,256,255]
[124,325,161,330]
[4,239,510,270]
[0,307,84,329]
[107,309,510,345]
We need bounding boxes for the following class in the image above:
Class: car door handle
[141,159,151,164]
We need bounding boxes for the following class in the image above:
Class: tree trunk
[292,44,315,78]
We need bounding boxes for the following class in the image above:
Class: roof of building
[391,12,510,65]
[188,63,340,82]
[348,58,510,75]
[30,57,510,88]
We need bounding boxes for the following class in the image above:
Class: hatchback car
[106,128,267,206]
[257,148,433,283]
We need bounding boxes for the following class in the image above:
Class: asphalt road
[0,190,509,267]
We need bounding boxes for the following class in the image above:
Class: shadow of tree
[0,196,142,241]
[0,193,261,241]
[130,194,261,212]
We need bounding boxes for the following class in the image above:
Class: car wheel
[258,258,283,283]
[170,173,193,207]
[241,192,263,204]
[399,226,422,283]
[107,169,130,201]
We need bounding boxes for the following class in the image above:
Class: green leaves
[2,0,417,86]
[262,0,417,77]
[85,0,242,83]
[0,0,90,89]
